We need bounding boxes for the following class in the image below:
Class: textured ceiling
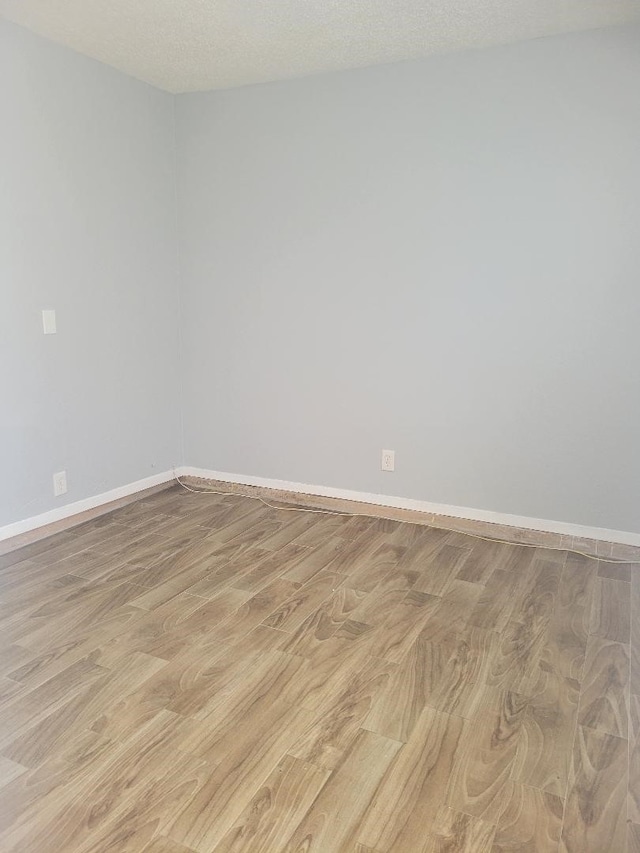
[2,0,640,93]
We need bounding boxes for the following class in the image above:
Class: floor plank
[281,729,402,852]
[356,706,466,850]
[631,573,640,694]
[590,576,631,644]
[362,634,432,742]
[207,754,330,853]
[578,635,629,738]
[445,687,527,825]
[629,822,640,853]
[512,666,580,797]
[491,783,564,853]
[367,589,440,663]
[289,656,395,770]
[629,692,640,824]
[560,725,628,853]
[166,701,316,850]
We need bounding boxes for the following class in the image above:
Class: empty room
[1,0,640,850]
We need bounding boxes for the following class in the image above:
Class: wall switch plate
[53,471,67,496]
[381,449,395,472]
[42,309,57,335]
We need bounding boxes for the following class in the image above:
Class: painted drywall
[176,25,640,533]
[0,19,181,527]
[3,20,639,535]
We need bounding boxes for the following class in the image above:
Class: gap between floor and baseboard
[2,465,639,554]
[181,467,640,549]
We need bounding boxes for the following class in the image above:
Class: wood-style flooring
[0,485,637,851]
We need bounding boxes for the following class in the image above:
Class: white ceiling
[2,0,640,93]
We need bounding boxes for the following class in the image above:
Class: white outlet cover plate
[53,471,67,496]
[42,309,57,334]
[381,449,395,472]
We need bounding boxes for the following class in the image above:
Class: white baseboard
[179,466,640,547]
[4,464,638,549]
[0,470,176,543]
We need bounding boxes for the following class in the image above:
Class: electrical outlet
[53,471,67,497]
[381,449,395,472]
[42,309,57,335]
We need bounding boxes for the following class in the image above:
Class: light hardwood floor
[0,485,637,851]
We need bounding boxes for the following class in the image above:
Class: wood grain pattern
[578,635,629,738]
[214,754,330,852]
[261,570,345,632]
[0,484,635,852]
[590,576,631,643]
[166,701,316,850]
[445,687,527,825]
[280,540,346,585]
[341,540,407,593]
[142,839,196,853]
[276,635,372,714]
[69,749,210,853]
[411,542,470,597]
[561,552,598,610]
[0,757,26,791]
[541,557,591,683]
[487,617,548,695]
[560,725,627,853]
[491,782,564,853]
[278,587,366,658]
[631,572,640,695]
[512,666,580,797]
[422,805,496,852]
[456,539,519,585]
[367,588,440,663]
[289,656,395,769]
[356,706,465,850]
[0,710,190,851]
[362,634,431,742]
[468,569,522,633]
[281,729,402,852]
[421,624,496,718]
[629,692,640,824]
[629,822,640,853]
[420,578,484,643]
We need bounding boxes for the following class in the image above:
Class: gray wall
[176,26,640,533]
[3,20,638,534]
[0,20,182,527]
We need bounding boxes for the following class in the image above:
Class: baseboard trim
[0,470,176,544]
[179,466,640,548]
[4,464,638,553]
